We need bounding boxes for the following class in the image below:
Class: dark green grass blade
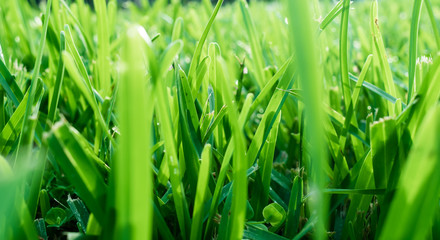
[251,113,281,219]
[0,60,23,106]
[284,176,303,238]
[46,121,107,224]
[190,144,212,240]
[0,80,43,155]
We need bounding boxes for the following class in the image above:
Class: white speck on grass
[0,44,3,62]
[284,17,288,25]
[243,67,248,74]
[353,41,361,49]
[32,16,42,28]
[15,36,20,43]
[416,56,433,65]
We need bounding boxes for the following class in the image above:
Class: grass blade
[380,105,440,239]
[113,26,154,239]
[408,0,424,102]
[287,1,328,239]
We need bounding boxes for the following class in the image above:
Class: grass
[0,0,440,239]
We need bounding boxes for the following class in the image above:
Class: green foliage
[0,0,440,239]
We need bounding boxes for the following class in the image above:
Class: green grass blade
[287,1,328,239]
[425,0,440,49]
[0,80,43,155]
[319,0,343,31]
[214,47,247,240]
[339,0,351,110]
[15,0,52,164]
[370,0,398,116]
[239,0,266,89]
[370,118,398,189]
[187,0,224,85]
[190,144,212,240]
[408,0,424,102]
[47,121,107,224]
[380,105,440,239]
[284,176,303,238]
[251,113,281,219]
[114,27,153,240]
[0,59,23,106]
[93,0,111,93]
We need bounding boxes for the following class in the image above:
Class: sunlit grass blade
[114,26,153,240]
[0,59,23,106]
[0,80,43,155]
[408,0,423,102]
[239,0,266,89]
[319,0,343,31]
[213,45,247,240]
[286,1,328,239]
[424,0,440,49]
[187,0,224,85]
[26,31,66,219]
[15,0,52,163]
[370,0,398,116]
[381,105,440,239]
[339,0,351,110]
[93,0,111,93]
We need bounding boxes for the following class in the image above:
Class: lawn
[1,0,440,239]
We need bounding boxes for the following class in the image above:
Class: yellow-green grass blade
[408,0,424,103]
[424,0,440,50]
[15,0,52,164]
[339,0,352,111]
[407,56,440,138]
[380,105,440,239]
[156,80,191,240]
[62,50,115,146]
[287,1,328,239]
[0,79,43,155]
[370,0,399,116]
[93,0,111,93]
[239,0,266,89]
[0,59,23,107]
[114,26,153,240]
[319,1,343,31]
[212,47,247,240]
[0,156,38,240]
[26,31,66,219]
[187,0,224,87]
[370,118,398,189]
[244,60,295,168]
